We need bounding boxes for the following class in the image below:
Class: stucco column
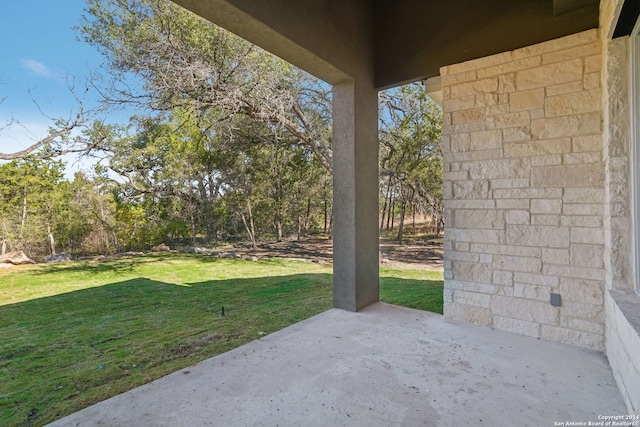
[332,79,379,311]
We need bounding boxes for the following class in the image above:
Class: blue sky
[0,0,107,170]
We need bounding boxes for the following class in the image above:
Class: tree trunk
[241,200,258,250]
[380,178,391,231]
[389,197,395,231]
[386,182,395,231]
[436,209,443,236]
[20,188,28,240]
[380,197,387,231]
[304,196,311,237]
[97,197,112,253]
[47,223,56,255]
[199,177,217,243]
[431,202,444,236]
[1,221,10,255]
[189,204,197,247]
[240,212,255,249]
[274,202,283,242]
[397,199,407,244]
[412,203,416,231]
[275,218,283,242]
[323,198,328,233]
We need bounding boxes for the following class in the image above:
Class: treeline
[0,147,329,257]
[0,86,441,258]
[0,0,442,258]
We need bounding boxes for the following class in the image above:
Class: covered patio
[164,0,603,314]
[48,303,626,426]
[47,0,640,423]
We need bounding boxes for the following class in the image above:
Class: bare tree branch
[0,80,111,161]
[0,110,83,161]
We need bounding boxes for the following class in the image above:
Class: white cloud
[20,59,64,80]
[20,59,52,77]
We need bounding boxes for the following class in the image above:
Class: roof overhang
[171,0,600,90]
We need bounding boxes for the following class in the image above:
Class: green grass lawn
[0,254,443,426]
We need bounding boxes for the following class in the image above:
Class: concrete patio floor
[48,303,627,427]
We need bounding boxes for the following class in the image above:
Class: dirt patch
[16,238,444,271]
[379,239,444,271]
[232,237,443,271]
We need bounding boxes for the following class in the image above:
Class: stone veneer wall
[601,0,640,413]
[441,29,606,351]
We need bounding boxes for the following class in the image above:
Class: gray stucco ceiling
[173,0,600,90]
[374,0,600,88]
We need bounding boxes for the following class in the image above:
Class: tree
[74,0,339,249]
[379,83,443,242]
[0,158,66,256]
[74,0,442,251]
[66,171,119,254]
[80,0,333,171]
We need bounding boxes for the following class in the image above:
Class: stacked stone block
[441,29,605,350]
[601,1,640,412]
